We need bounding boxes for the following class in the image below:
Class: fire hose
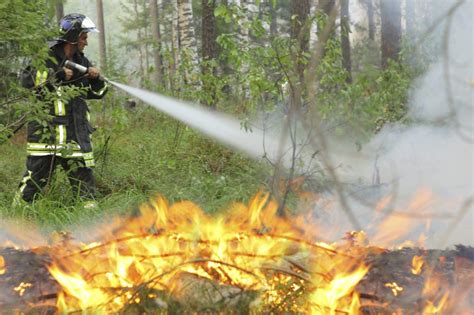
[64,60,109,82]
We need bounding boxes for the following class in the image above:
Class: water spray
[65,60,286,163]
[108,81,288,166]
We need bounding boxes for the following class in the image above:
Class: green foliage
[0,0,57,141]
[211,5,418,141]
[0,94,271,227]
[94,105,270,214]
[0,0,423,230]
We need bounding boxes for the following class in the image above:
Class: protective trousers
[16,155,96,203]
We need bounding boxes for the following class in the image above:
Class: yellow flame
[411,255,424,275]
[42,192,467,313]
[49,193,317,311]
[423,293,449,314]
[309,265,369,314]
[0,255,5,275]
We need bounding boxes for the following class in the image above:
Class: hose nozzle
[64,60,108,82]
[64,60,88,74]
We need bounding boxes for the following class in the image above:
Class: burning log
[1,245,472,313]
[0,247,59,313]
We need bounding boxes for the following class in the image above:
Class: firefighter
[13,13,108,207]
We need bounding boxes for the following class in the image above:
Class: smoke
[0,219,47,248]
[110,1,473,249]
[109,81,291,165]
[320,0,473,248]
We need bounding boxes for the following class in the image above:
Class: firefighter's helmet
[58,13,98,44]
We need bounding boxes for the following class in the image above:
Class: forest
[0,0,472,313]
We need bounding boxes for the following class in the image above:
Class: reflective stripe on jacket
[21,43,108,167]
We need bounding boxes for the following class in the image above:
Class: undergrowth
[0,98,271,229]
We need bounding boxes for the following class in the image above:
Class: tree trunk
[201,0,217,62]
[291,0,310,50]
[229,0,253,98]
[291,0,310,84]
[309,0,317,50]
[170,0,180,90]
[143,0,150,77]
[133,0,145,86]
[178,0,199,73]
[150,0,163,87]
[229,0,250,45]
[367,0,375,40]
[406,0,416,43]
[380,0,401,69]
[341,0,352,83]
[55,0,64,24]
[317,0,336,59]
[96,0,107,72]
[269,0,277,37]
[201,0,217,108]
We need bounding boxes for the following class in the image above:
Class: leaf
[214,5,228,17]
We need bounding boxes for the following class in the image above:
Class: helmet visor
[81,16,99,32]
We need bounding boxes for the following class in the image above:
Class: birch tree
[177,0,198,67]
[170,0,179,90]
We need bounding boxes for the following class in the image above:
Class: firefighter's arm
[86,67,109,99]
[20,66,50,89]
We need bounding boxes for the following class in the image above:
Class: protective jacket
[21,43,108,167]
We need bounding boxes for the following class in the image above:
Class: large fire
[48,192,371,313]
[0,191,472,313]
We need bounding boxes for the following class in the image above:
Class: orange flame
[38,190,471,313]
[45,193,371,313]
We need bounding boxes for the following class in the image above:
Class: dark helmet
[58,13,98,44]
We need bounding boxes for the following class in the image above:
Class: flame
[423,293,449,314]
[0,255,5,275]
[8,190,461,313]
[309,265,368,314]
[411,255,424,275]
[44,192,373,313]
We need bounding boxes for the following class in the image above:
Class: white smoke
[322,0,473,248]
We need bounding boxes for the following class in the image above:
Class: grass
[0,99,272,230]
